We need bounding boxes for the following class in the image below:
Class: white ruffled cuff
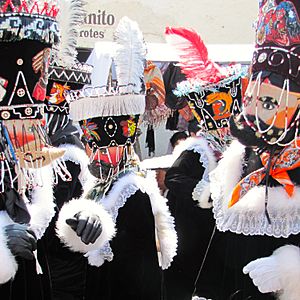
[56,198,115,253]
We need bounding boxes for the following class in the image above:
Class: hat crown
[0,0,59,18]
[252,0,300,86]
[256,0,300,47]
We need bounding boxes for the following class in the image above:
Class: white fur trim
[141,136,217,209]
[140,154,174,170]
[143,171,178,269]
[26,166,56,239]
[210,141,300,237]
[69,93,145,121]
[56,198,116,253]
[140,136,207,170]
[98,171,177,269]
[58,143,93,186]
[0,167,55,282]
[0,212,18,284]
[273,245,300,300]
[193,184,212,209]
[188,137,217,208]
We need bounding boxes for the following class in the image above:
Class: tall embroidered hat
[0,0,60,120]
[45,0,92,134]
[0,0,64,179]
[165,27,247,151]
[69,16,146,181]
[231,0,300,147]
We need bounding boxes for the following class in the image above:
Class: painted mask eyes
[259,96,277,110]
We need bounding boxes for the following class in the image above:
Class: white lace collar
[210,140,300,238]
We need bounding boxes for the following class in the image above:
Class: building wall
[78,0,258,48]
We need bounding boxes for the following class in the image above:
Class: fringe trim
[69,94,145,121]
[142,104,172,126]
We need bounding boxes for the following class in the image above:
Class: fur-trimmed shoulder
[58,143,93,186]
[141,137,217,208]
[188,137,218,208]
[0,211,18,284]
[141,136,211,170]
[210,140,300,237]
[142,171,177,270]
[86,171,177,269]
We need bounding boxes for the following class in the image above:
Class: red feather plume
[165,27,226,83]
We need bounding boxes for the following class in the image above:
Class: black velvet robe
[163,150,223,300]
[42,160,87,300]
[213,148,300,300]
[86,188,162,300]
[0,253,53,300]
[41,126,88,300]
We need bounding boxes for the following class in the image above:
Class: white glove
[243,256,282,294]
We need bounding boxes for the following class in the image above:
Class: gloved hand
[4,224,37,260]
[243,256,282,293]
[66,211,102,245]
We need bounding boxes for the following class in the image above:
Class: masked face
[230,78,300,147]
[4,120,65,169]
[85,143,126,180]
[244,81,299,129]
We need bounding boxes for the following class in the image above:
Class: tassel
[264,147,276,225]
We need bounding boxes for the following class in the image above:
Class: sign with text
[77,0,258,49]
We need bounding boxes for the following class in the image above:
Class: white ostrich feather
[113,16,146,94]
[55,0,86,67]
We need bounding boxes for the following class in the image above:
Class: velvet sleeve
[165,150,205,199]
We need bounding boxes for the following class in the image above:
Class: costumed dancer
[210,0,300,299]
[68,16,177,300]
[0,1,63,298]
[0,1,115,299]
[42,0,108,298]
[164,27,246,300]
